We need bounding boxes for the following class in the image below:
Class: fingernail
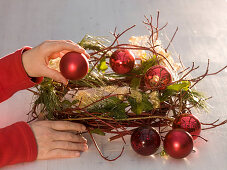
[84,144,88,150]
[74,152,80,157]
[82,125,87,131]
[82,137,87,143]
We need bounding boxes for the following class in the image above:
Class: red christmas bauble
[163,129,193,159]
[60,52,89,80]
[131,126,161,156]
[144,65,172,90]
[110,49,135,74]
[172,114,201,140]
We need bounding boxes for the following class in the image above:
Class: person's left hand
[22,40,90,85]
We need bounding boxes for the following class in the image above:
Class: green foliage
[79,34,109,51]
[131,56,157,75]
[167,81,191,91]
[160,81,191,102]
[90,128,105,136]
[130,77,141,89]
[61,100,78,110]
[34,78,79,119]
[160,80,208,109]
[71,70,107,88]
[160,150,168,157]
[35,78,61,119]
[183,89,208,109]
[127,93,153,115]
[97,56,108,72]
[87,96,128,119]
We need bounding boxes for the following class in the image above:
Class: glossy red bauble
[163,129,193,159]
[131,126,161,156]
[110,49,135,74]
[172,114,201,140]
[60,52,89,80]
[144,65,172,90]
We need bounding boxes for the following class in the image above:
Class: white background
[0,0,227,170]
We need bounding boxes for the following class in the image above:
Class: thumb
[42,67,68,85]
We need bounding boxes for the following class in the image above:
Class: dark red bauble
[131,126,161,156]
[60,52,89,80]
[163,129,193,159]
[172,114,201,140]
[144,65,172,90]
[110,49,135,74]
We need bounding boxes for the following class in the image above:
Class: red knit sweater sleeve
[0,47,43,167]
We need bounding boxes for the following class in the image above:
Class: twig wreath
[28,12,227,160]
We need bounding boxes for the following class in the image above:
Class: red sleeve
[0,47,43,102]
[0,47,44,167]
[0,122,38,167]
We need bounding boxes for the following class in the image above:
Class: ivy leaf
[127,94,153,115]
[128,96,144,115]
[90,128,105,136]
[167,81,191,92]
[130,77,141,89]
[160,81,191,102]
[61,100,72,109]
[131,57,157,75]
[142,93,153,112]
[159,89,176,102]
[107,102,128,119]
[72,100,79,105]
[97,57,108,72]
[87,96,128,119]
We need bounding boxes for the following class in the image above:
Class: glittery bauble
[163,129,193,159]
[144,65,172,90]
[131,126,161,156]
[172,114,201,140]
[110,49,135,74]
[60,52,89,80]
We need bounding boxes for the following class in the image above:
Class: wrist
[21,47,32,77]
[21,47,43,83]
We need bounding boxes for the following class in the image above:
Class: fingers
[49,121,87,132]
[46,149,81,159]
[42,40,90,59]
[53,141,88,151]
[42,67,68,85]
[53,131,87,143]
[30,121,88,160]
[65,40,90,59]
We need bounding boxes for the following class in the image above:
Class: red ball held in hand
[163,129,193,159]
[130,126,161,156]
[110,49,135,74]
[60,52,89,80]
[172,114,201,140]
[144,65,172,90]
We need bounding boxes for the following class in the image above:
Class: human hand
[22,40,90,85]
[29,121,88,160]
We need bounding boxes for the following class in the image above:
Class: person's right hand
[29,121,88,160]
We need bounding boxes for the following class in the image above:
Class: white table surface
[0,0,227,170]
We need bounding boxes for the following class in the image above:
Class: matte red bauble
[163,129,193,159]
[131,126,161,156]
[60,52,89,80]
[144,65,172,90]
[110,49,135,74]
[172,114,201,140]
